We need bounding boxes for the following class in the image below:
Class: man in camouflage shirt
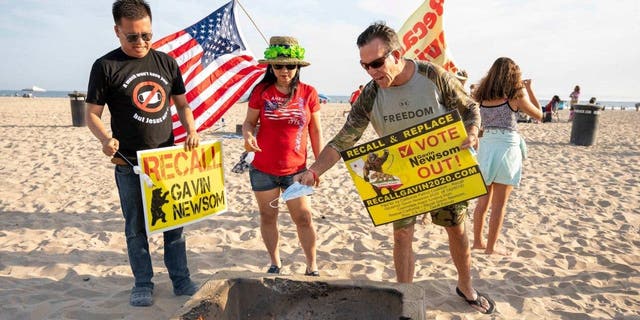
[295,22,494,314]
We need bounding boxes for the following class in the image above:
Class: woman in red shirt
[242,36,323,276]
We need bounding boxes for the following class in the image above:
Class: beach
[0,97,638,319]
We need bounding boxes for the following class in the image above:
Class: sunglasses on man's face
[273,64,297,70]
[120,29,153,43]
[360,51,392,70]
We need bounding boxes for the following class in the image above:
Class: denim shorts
[249,166,305,191]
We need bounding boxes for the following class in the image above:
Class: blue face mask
[269,182,314,208]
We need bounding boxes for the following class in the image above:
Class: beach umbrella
[318,93,330,103]
[21,85,46,92]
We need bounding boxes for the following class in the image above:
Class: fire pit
[172,272,425,320]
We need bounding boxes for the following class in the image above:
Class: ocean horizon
[2,90,638,110]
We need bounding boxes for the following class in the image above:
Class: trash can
[68,91,87,127]
[570,104,602,146]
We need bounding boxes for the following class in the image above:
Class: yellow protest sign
[397,0,460,73]
[341,111,486,226]
[137,140,227,235]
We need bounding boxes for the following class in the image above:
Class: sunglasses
[360,51,392,70]
[120,29,153,43]
[273,64,298,70]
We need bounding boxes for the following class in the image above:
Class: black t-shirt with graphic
[87,48,186,160]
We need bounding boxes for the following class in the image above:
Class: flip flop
[456,287,495,314]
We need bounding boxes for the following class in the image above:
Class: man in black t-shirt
[85,0,200,307]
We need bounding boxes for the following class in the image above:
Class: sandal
[304,270,320,277]
[266,264,281,274]
[456,287,495,314]
[266,259,284,274]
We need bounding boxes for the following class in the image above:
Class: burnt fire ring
[172,272,425,320]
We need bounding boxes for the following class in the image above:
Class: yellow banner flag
[397,0,460,73]
[137,140,227,235]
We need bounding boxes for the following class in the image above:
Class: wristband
[307,168,319,185]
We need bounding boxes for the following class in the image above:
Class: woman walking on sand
[471,57,542,255]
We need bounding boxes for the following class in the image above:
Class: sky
[1,0,639,101]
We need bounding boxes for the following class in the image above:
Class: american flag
[152,0,265,142]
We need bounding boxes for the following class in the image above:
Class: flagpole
[235,0,269,45]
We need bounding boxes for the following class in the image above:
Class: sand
[0,97,638,319]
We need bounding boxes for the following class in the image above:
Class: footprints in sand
[605,190,622,197]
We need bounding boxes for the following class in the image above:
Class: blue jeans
[114,165,192,290]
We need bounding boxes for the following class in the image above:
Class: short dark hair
[356,22,402,52]
[112,0,152,25]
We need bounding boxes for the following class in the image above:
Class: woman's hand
[244,134,262,152]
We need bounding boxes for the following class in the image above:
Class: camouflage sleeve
[327,82,375,152]
[424,62,481,129]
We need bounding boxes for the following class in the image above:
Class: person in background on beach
[242,36,323,277]
[471,57,542,256]
[294,22,495,314]
[349,84,364,106]
[544,95,561,123]
[568,85,580,121]
[589,97,597,104]
[85,0,200,307]
[346,84,364,116]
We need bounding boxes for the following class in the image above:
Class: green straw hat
[258,36,310,67]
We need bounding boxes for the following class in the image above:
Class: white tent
[21,85,46,92]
